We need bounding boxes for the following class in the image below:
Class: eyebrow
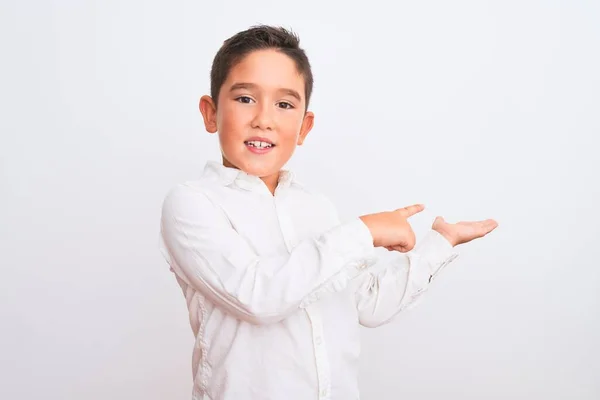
[229,82,302,102]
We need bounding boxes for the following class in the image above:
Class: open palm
[432,216,498,247]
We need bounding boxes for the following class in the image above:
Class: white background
[1,1,599,399]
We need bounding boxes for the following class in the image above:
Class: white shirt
[159,161,459,400]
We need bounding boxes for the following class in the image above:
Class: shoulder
[161,178,223,220]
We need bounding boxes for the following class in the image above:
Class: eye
[235,96,254,104]
[277,101,294,110]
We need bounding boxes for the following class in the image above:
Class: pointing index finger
[396,204,425,217]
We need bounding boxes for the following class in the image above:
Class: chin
[225,156,282,178]
[244,162,281,178]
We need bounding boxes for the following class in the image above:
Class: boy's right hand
[359,204,425,252]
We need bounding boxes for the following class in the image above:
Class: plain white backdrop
[1,1,599,399]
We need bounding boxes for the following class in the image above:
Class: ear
[297,111,314,146]
[199,95,218,133]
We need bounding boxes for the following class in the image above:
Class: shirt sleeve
[355,229,459,328]
[159,184,375,325]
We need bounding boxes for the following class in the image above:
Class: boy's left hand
[431,216,498,247]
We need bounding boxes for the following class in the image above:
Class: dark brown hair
[210,25,314,110]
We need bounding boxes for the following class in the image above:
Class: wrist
[433,227,457,247]
[359,215,377,246]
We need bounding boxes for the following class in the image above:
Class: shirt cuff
[414,229,459,278]
[298,218,376,309]
[329,217,375,265]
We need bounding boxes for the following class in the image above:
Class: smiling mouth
[244,140,275,149]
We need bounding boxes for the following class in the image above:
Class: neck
[260,174,279,195]
[222,157,279,195]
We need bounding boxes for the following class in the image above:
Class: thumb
[432,216,447,230]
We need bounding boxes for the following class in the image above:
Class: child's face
[200,49,314,179]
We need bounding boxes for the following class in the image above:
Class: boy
[159,25,497,400]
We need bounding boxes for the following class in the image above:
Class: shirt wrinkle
[159,160,459,400]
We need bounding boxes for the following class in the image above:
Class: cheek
[217,105,249,137]
[278,114,304,138]
[278,130,300,149]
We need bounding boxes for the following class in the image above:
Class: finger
[482,219,498,232]
[388,244,413,253]
[474,219,497,227]
[473,219,498,235]
[461,219,497,228]
[396,204,425,218]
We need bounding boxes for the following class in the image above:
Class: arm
[356,230,459,328]
[354,212,498,328]
[159,184,375,325]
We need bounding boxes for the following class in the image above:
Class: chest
[209,187,338,256]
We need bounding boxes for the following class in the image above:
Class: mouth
[244,138,276,154]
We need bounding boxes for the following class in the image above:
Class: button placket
[306,306,332,400]
[273,193,297,253]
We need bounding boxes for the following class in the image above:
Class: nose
[251,103,274,131]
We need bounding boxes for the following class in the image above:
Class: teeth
[246,141,273,148]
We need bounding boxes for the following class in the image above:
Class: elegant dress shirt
[159,161,459,400]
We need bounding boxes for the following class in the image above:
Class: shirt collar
[203,161,296,193]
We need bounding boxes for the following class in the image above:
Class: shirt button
[315,337,322,345]
[320,388,328,397]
